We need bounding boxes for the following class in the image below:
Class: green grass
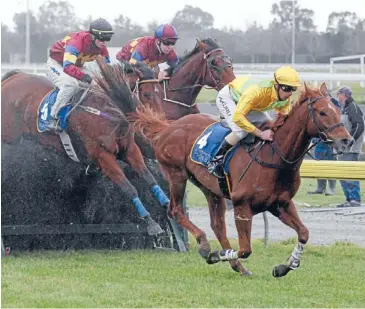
[186,178,365,208]
[2,240,365,308]
[196,83,365,104]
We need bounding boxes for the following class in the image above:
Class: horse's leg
[206,203,254,276]
[163,165,211,259]
[201,190,249,275]
[97,150,162,235]
[125,139,169,208]
[270,199,309,278]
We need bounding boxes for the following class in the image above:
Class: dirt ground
[188,206,365,247]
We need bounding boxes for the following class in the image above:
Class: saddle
[37,87,90,163]
[190,120,259,198]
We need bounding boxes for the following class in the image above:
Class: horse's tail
[129,106,170,145]
[1,70,22,83]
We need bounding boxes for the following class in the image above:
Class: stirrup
[47,118,62,132]
[207,161,225,178]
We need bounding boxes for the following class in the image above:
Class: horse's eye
[319,111,326,116]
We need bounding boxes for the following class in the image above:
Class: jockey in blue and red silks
[116,24,179,82]
[46,18,114,129]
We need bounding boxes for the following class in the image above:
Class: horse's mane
[264,86,323,132]
[1,70,21,82]
[122,61,156,80]
[176,37,222,69]
[93,57,138,116]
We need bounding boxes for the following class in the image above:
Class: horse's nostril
[348,139,354,148]
[342,138,354,148]
[341,138,349,145]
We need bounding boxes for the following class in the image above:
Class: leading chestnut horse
[131,82,353,276]
[1,58,169,235]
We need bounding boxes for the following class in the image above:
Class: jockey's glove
[80,74,93,84]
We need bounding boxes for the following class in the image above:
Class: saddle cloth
[37,88,72,133]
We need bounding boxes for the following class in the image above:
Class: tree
[1,23,17,62]
[326,11,362,33]
[270,1,316,32]
[12,11,43,62]
[171,5,214,31]
[146,21,159,34]
[110,14,145,47]
[37,1,81,34]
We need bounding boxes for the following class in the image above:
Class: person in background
[336,86,364,207]
[308,92,341,196]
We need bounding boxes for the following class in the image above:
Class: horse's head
[174,38,235,90]
[300,82,353,153]
[118,62,164,114]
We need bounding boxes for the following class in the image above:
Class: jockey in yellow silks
[207,66,302,178]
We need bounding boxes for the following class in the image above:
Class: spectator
[336,86,364,207]
[308,93,340,196]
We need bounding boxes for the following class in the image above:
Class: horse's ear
[319,82,328,96]
[304,82,313,96]
[134,68,143,78]
[196,39,208,51]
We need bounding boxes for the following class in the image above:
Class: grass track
[2,240,365,308]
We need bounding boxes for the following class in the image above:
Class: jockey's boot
[207,139,233,178]
[47,118,62,133]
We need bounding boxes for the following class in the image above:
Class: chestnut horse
[161,38,235,120]
[131,82,353,276]
[1,58,169,235]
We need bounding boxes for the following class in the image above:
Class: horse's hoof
[197,242,211,259]
[147,222,163,236]
[272,264,291,278]
[230,261,242,273]
[206,251,220,264]
[240,268,253,277]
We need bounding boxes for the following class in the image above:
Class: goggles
[161,40,176,46]
[280,84,297,92]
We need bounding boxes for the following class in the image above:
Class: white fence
[2,63,365,88]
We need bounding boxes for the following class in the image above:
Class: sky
[0,0,364,32]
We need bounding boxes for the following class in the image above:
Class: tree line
[1,0,365,64]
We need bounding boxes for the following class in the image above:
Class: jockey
[207,66,302,178]
[45,18,114,129]
[116,24,179,82]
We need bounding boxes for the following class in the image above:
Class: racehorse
[1,58,169,236]
[161,38,235,120]
[131,82,353,276]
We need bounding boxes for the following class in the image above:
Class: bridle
[117,61,160,102]
[242,95,345,174]
[163,48,233,108]
[132,78,160,102]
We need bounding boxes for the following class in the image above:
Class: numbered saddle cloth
[37,88,73,132]
[190,122,240,176]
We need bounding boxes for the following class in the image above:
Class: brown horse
[1,58,169,236]
[161,38,235,120]
[131,82,353,276]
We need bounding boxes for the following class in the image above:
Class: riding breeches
[216,84,272,140]
[45,57,92,118]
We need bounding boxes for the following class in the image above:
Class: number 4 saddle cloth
[190,122,241,198]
